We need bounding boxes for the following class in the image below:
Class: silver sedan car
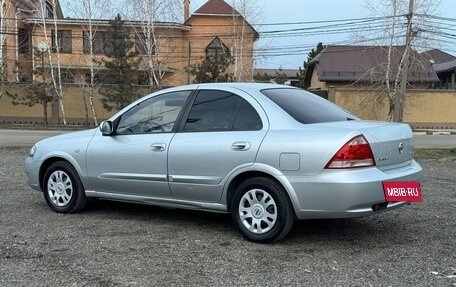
[25,83,422,243]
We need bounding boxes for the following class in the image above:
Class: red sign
[383,182,423,202]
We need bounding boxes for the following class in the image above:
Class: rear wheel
[232,177,295,243]
[42,161,87,213]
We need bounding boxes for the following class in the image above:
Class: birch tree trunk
[63,0,112,126]
[362,0,439,122]
[0,1,5,81]
[229,0,261,82]
[51,0,66,125]
[126,0,181,91]
[36,0,67,125]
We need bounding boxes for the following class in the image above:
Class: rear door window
[184,90,262,132]
[261,88,358,124]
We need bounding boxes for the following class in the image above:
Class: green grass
[415,148,456,160]
[0,146,30,155]
[0,123,88,130]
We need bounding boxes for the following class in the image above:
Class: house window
[51,30,72,53]
[46,1,54,18]
[206,37,227,62]
[18,28,31,54]
[83,31,107,54]
[85,73,119,84]
[60,71,75,83]
[135,33,156,56]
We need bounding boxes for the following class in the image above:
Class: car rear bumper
[283,160,422,220]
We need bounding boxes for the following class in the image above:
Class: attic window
[46,1,54,18]
[206,37,227,62]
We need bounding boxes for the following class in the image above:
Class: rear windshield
[261,88,358,124]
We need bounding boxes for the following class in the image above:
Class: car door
[86,90,192,198]
[168,88,268,203]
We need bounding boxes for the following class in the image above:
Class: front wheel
[42,161,87,213]
[232,177,295,243]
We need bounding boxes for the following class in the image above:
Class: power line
[0,12,454,68]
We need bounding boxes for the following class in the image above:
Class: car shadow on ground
[67,199,401,244]
[30,194,405,245]
[84,199,233,227]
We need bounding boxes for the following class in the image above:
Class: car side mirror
[100,121,114,136]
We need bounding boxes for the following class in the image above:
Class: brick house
[422,49,456,90]
[0,0,258,86]
[0,0,258,124]
[302,46,455,129]
[304,45,439,91]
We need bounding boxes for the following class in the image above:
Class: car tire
[42,161,87,213]
[232,177,295,243]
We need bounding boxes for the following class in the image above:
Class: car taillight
[325,135,375,169]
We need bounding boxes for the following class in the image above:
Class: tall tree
[36,0,67,125]
[119,0,181,91]
[190,47,234,83]
[360,0,439,122]
[7,49,54,124]
[296,42,325,88]
[62,0,112,125]
[50,0,66,124]
[99,14,141,112]
[0,2,6,81]
[229,0,262,81]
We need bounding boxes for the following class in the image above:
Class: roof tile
[310,45,439,83]
[194,0,240,15]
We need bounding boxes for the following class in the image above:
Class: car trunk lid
[314,121,414,170]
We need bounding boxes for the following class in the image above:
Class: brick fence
[1,84,455,128]
[0,84,153,126]
[328,87,456,129]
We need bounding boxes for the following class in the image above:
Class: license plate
[382,182,423,202]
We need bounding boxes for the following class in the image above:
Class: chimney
[184,0,190,21]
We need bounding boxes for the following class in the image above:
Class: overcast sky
[191,0,456,69]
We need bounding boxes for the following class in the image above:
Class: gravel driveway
[1,149,455,286]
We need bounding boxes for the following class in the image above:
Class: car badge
[398,142,404,154]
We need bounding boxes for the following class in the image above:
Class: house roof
[433,59,456,73]
[305,45,439,85]
[13,0,64,19]
[421,49,456,64]
[12,0,36,11]
[255,68,299,79]
[25,18,191,31]
[186,0,259,40]
[194,0,240,15]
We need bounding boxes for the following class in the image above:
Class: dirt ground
[1,150,455,286]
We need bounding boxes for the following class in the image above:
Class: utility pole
[394,0,414,122]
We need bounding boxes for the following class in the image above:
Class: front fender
[39,150,87,189]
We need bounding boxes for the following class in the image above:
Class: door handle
[150,143,166,151]
[232,141,251,151]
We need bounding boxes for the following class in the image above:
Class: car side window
[184,90,262,132]
[116,91,191,135]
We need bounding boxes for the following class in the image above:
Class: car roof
[196,82,297,90]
